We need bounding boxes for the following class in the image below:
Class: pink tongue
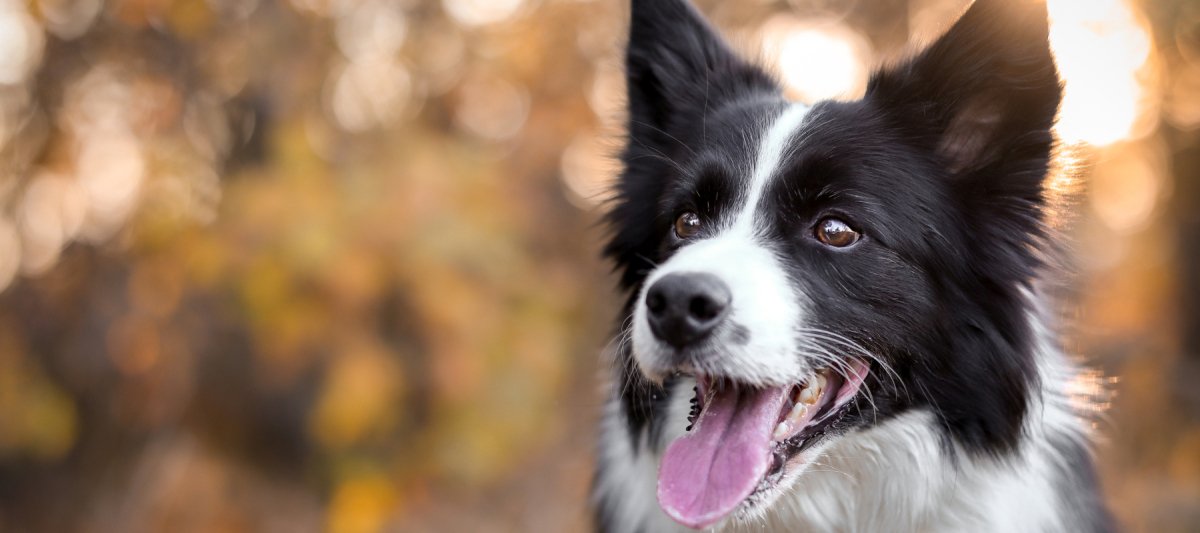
[657,385,788,529]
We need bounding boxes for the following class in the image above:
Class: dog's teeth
[774,402,810,440]
[799,387,818,405]
[788,401,808,421]
[816,373,828,390]
[773,421,791,440]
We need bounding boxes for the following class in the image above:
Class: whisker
[795,328,906,397]
[805,460,858,482]
[795,339,882,420]
[629,119,698,158]
[633,253,659,268]
[627,152,688,176]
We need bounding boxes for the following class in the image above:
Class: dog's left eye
[814,217,861,248]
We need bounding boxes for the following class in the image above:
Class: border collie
[592,0,1115,531]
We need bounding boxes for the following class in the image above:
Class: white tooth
[816,373,828,390]
[773,421,791,440]
[799,387,817,405]
[788,402,808,422]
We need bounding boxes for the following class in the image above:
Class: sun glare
[760,16,872,103]
[1048,0,1156,146]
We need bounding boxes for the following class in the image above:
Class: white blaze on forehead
[630,102,815,385]
[730,103,811,235]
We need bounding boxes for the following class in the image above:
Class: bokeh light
[16,172,86,274]
[37,0,103,39]
[453,74,529,141]
[0,1,44,86]
[760,15,873,102]
[1089,141,1169,233]
[334,0,408,62]
[442,0,526,27]
[1048,0,1157,146]
[77,135,146,240]
[560,132,617,208]
[0,218,19,291]
[328,57,414,132]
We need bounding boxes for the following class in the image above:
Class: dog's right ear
[606,1,776,291]
[625,0,775,139]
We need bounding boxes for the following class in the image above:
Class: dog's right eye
[674,211,702,239]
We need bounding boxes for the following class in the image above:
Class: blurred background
[0,0,1195,531]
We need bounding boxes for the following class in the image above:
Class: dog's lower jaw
[592,322,1111,533]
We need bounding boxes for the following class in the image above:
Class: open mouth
[656,358,870,529]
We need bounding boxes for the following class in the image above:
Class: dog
[591,0,1116,531]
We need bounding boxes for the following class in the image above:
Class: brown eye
[815,217,861,248]
[674,211,702,239]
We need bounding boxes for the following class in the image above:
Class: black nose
[645,272,731,348]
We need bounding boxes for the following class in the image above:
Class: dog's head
[605,0,1062,528]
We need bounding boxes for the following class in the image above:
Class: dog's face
[606,0,1062,528]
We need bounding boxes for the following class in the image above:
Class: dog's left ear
[868,0,1062,186]
[625,0,777,138]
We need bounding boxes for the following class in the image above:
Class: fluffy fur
[592,0,1115,531]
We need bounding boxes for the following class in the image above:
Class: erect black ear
[605,0,777,292]
[867,0,1062,180]
[864,1,1063,458]
[625,0,776,139]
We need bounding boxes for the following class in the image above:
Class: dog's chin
[652,358,872,530]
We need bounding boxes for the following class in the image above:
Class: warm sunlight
[1048,0,1157,146]
[760,16,872,103]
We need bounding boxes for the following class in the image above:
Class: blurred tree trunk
[1156,0,1200,413]
[1172,129,1200,411]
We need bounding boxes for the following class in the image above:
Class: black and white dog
[592,0,1115,531]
